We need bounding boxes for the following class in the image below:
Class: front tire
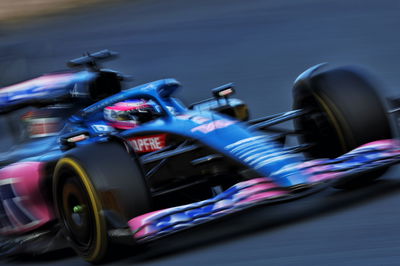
[293,65,393,188]
[53,142,151,263]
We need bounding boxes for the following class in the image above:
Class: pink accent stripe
[129,177,287,239]
[0,162,54,235]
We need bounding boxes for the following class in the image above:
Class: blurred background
[0,0,104,23]
[1,0,400,265]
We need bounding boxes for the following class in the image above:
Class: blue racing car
[0,50,399,263]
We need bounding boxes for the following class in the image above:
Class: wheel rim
[54,158,108,262]
[295,92,345,158]
[60,177,96,251]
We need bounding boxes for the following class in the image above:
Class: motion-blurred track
[1,0,400,265]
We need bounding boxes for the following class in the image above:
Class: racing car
[0,50,399,263]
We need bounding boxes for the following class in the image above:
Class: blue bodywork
[0,75,309,187]
[68,78,310,187]
[0,71,96,113]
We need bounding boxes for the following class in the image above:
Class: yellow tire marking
[55,158,107,262]
[312,92,351,153]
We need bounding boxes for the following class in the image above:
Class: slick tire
[53,141,151,263]
[293,65,392,188]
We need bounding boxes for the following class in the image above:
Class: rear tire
[53,142,151,263]
[293,65,392,188]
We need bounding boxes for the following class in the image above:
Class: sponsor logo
[177,115,210,124]
[70,83,89,98]
[128,134,167,153]
[191,119,235,134]
[90,124,114,133]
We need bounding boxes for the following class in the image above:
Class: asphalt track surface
[1,0,400,265]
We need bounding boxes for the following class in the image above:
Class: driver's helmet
[104,99,158,129]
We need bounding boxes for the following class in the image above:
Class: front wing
[129,139,400,242]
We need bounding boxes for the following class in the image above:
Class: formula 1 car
[0,50,399,263]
